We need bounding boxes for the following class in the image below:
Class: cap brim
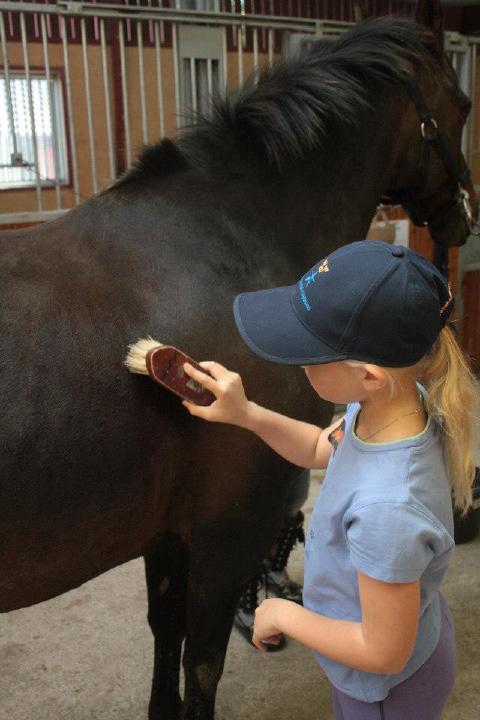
[233,285,347,365]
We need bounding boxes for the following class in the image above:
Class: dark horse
[0,3,477,719]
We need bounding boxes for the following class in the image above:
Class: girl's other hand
[182,361,252,427]
[252,598,286,651]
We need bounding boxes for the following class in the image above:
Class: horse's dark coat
[0,11,475,720]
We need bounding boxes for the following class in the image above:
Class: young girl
[182,240,476,720]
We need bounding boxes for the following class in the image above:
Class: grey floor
[2,393,480,720]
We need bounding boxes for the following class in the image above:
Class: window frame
[0,65,71,192]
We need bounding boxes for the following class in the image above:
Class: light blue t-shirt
[303,391,455,703]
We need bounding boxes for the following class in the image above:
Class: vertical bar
[253,26,259,83]
[172,22,181,127]
[118,20,132,165]
[147,0,154,44]
[268,27,274,64]
[237,25,244,86]
[159,0,165,44]
[231,0,237,49]
[20,11,42,210]
[222,26,228,92]
[60,15,80,204]
[137,19,148,143]
[81,17,98,193]
[93,0,99,41]
[100,18,116,180]
[0,10,19,160]
[207,57,213,98]
[469,44,477,169]
[261,0,266,51]
[40,13,62,208]
[154,21,165,137]
[190,57,197,114]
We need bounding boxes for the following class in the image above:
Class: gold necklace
[360,394,424,442]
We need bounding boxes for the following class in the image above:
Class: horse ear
[415,0,444,54]
[352,0,368,22]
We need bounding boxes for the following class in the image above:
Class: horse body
[0,158,368,610]
[1,9,476,719]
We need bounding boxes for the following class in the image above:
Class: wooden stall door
[462,270,480,374]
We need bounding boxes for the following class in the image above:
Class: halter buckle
[420,117,438,141]
[457,186,473,224]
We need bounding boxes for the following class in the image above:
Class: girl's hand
[252,598,288,651]
[182,361,252,426]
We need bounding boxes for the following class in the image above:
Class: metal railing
[0,1,478,224]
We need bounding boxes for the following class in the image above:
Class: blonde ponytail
[420,324,477,515]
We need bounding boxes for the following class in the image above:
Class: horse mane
[117,16,439,185]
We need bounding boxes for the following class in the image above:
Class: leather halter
[381,80,480,237]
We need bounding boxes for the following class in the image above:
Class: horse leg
[144,533,189,720]
[180,517,276,720]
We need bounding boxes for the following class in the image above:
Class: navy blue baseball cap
[233,240,454,367]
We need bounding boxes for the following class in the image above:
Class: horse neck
[231,93,407,268]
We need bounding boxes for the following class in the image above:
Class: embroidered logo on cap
[298,258,330,312]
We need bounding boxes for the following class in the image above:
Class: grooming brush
[124,338,215,406]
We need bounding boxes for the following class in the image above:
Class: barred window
[0,74,69,190]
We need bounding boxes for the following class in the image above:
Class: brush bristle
[124,336,163,375]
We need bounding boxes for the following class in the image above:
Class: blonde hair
[346,324,477,514]
[419,324,477,515]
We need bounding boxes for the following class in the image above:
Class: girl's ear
[360,364,390,393]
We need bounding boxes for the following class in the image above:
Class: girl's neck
[355,384,427,444]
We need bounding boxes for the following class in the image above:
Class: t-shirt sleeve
[344,502,454,583]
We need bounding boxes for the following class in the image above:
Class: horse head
[381,0,478,247]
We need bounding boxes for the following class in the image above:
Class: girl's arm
[254,573,420,674]
[182,361,341,469]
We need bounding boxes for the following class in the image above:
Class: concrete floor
[1,471,479,720]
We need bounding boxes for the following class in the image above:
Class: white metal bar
[40,13,62,208]
[268,26,274,64]
[0,11,19,160]
[222,26,228,92]
[118,19,132,166]
[469,44,477,168]
[207,57,213,99]
[237,24,244,86]
[100,18,116,180]
[190,57,197,115]
[81,17,98,193]
[154,21,165,137]
[60,15,80,204]
[137,19,148,143]
[172,22,181,127]
[253,25,259,84]
[19,12,42,209]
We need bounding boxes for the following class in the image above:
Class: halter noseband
[381,80,479,237]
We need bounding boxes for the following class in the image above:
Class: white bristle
[124,336,164,375]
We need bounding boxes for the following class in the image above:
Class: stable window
[0,73,68,190]
[178,25,225,123]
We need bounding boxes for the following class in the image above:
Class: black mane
[118,16,439,185]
